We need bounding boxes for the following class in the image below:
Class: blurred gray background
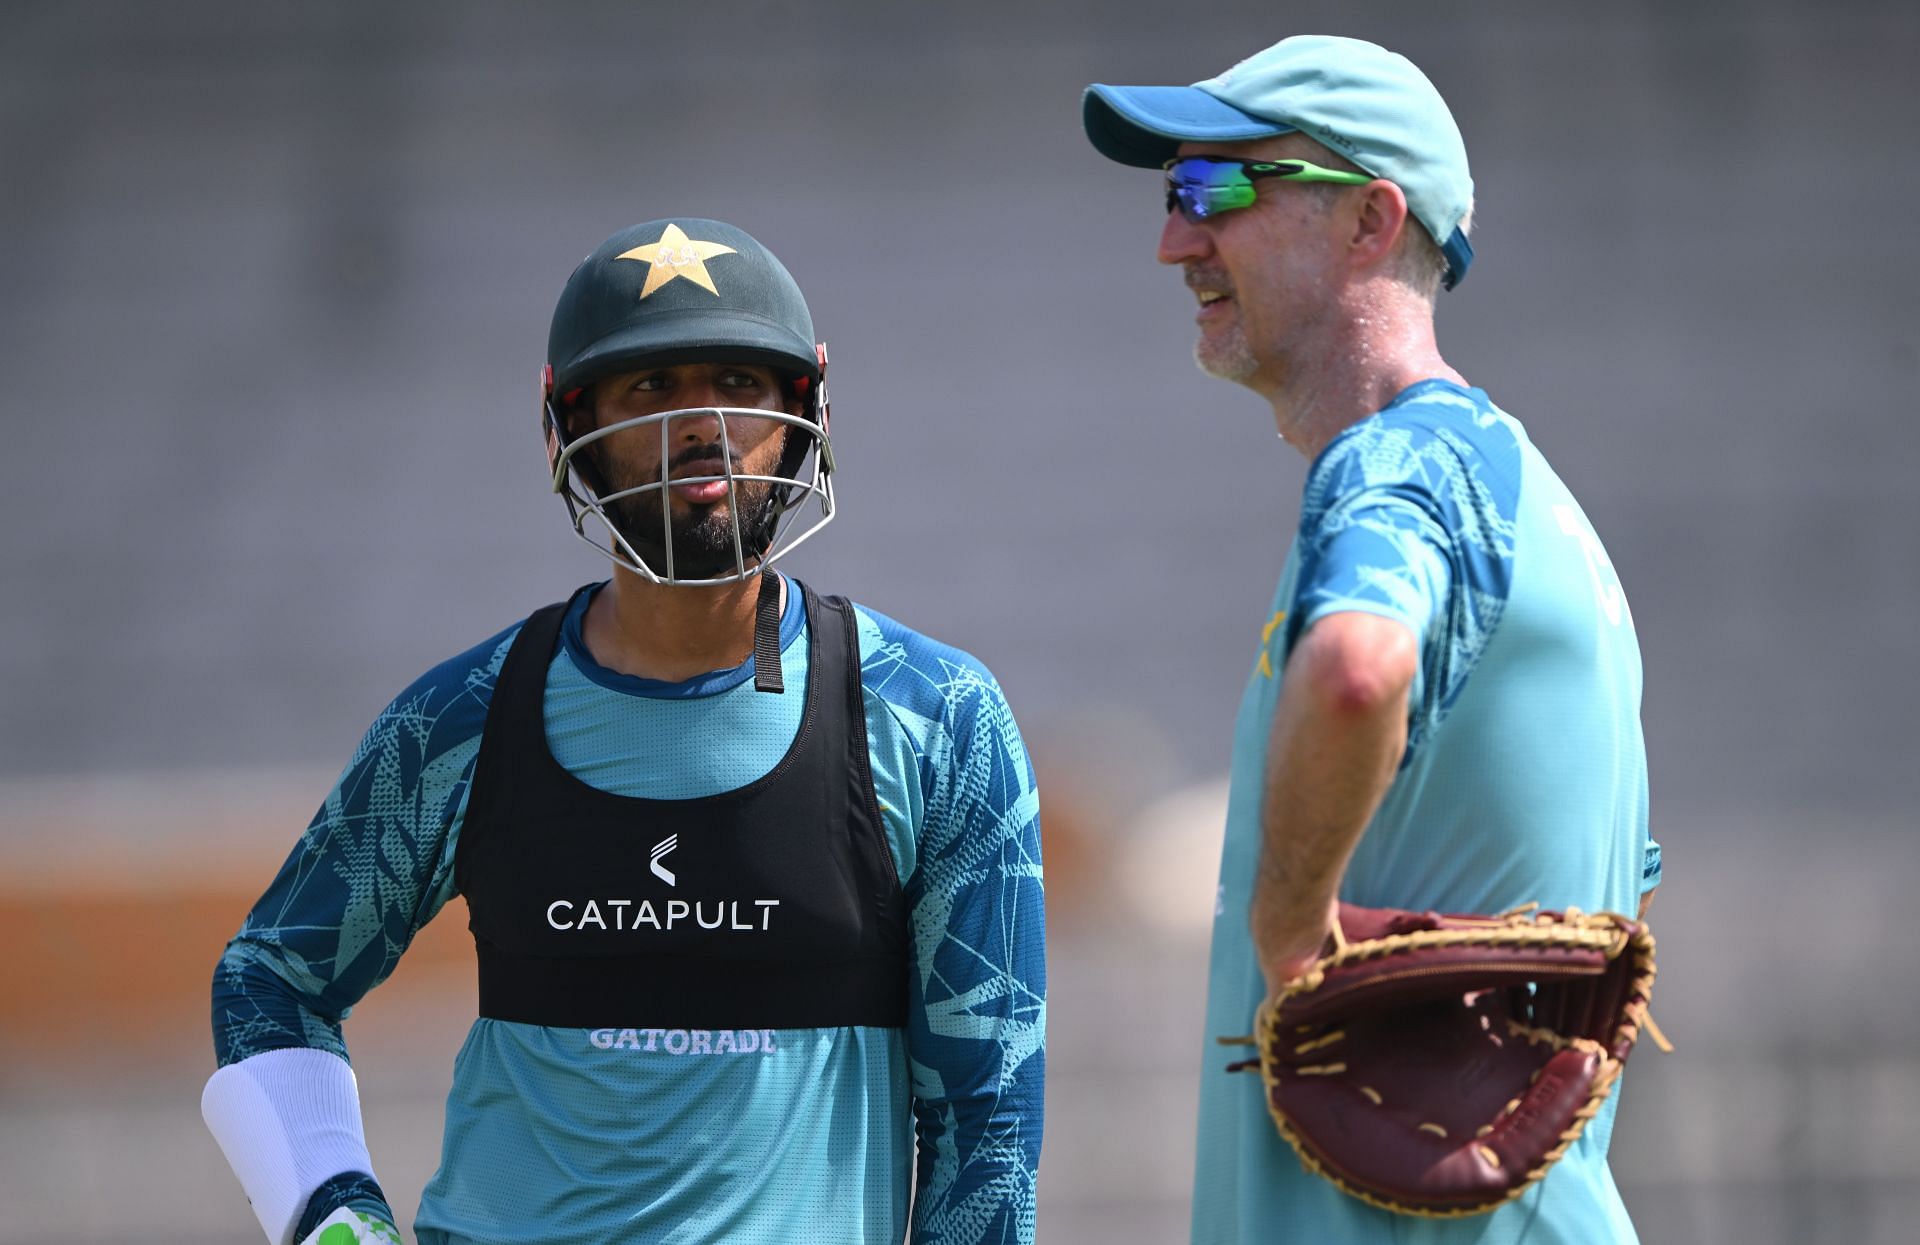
[1,1,1916,1242]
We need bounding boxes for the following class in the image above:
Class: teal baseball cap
[1083,35,1475,289]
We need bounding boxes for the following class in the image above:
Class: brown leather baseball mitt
[1222,903,1667,1217]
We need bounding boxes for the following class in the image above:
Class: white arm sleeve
[201,1047,380,1245]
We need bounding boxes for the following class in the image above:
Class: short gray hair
[1279,135,1472,303]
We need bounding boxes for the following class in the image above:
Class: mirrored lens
[1163,158,1257,222]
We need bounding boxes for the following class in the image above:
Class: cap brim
[1082,84,1296,168]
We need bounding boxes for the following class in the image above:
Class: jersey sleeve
[858,611,1046,1245]
[1292,426,1455,647]
[1288,410,1521,754]
[211,625,517,1067]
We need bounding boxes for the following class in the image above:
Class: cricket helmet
[540,218,835,583]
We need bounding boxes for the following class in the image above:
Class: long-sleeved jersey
[212,581,1046,1244]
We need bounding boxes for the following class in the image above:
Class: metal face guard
[543,398,835,585]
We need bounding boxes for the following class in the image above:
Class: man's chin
[608,509,776,581]
[621,550,751,581]
[1194,326,1258,383]
[1196,345,1258,383]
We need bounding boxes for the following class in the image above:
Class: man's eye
[722,371,760,388]
[632,375,666,392]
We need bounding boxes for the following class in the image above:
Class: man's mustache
[667,445,745,474]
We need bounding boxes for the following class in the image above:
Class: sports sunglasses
[1163,155,1374,222]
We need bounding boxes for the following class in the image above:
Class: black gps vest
[455,582,909,1030]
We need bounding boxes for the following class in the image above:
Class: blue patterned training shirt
[213,582,1046,1245]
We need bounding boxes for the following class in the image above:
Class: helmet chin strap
[752,564,784,694]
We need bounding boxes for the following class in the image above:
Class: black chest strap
[455,580,908,1030]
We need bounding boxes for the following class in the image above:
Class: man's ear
[550,389,609,494]
[1348,178,1412,274]
[783,374,810,420]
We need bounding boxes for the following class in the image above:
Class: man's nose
[1158,208,1211,266]
[670,400,725,442]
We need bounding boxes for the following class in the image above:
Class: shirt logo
[589,1027,780,1056]
[545,896,780,932]
[1257,609,1287,679]
[615,222,738,299]
[1553,504,1632,629]
[545,834,784,934]
[650,833,678,887]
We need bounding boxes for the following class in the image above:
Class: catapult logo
[650,834,677,886]
[544,834,781,934]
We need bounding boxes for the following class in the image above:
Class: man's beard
[596,456,786,580]
[1195,321,1258,383]
[1184,265,1259,383]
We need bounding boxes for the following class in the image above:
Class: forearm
[1253,613,1414,986]
[214,944,352,1065]
[209,906,393,1239]
[1253,693,1404,970]
[910,1084,1043,1244]
[905,801,1046,1241]
[886,652,1045,1242]
[201,1047,396,1244]
[905,869,1047,1244]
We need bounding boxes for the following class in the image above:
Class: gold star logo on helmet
[615,222,740,299]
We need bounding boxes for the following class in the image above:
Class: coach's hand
[1253,891,1341,995]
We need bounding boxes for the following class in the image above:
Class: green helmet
[540,219,835,584]
[546,217,822,398]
